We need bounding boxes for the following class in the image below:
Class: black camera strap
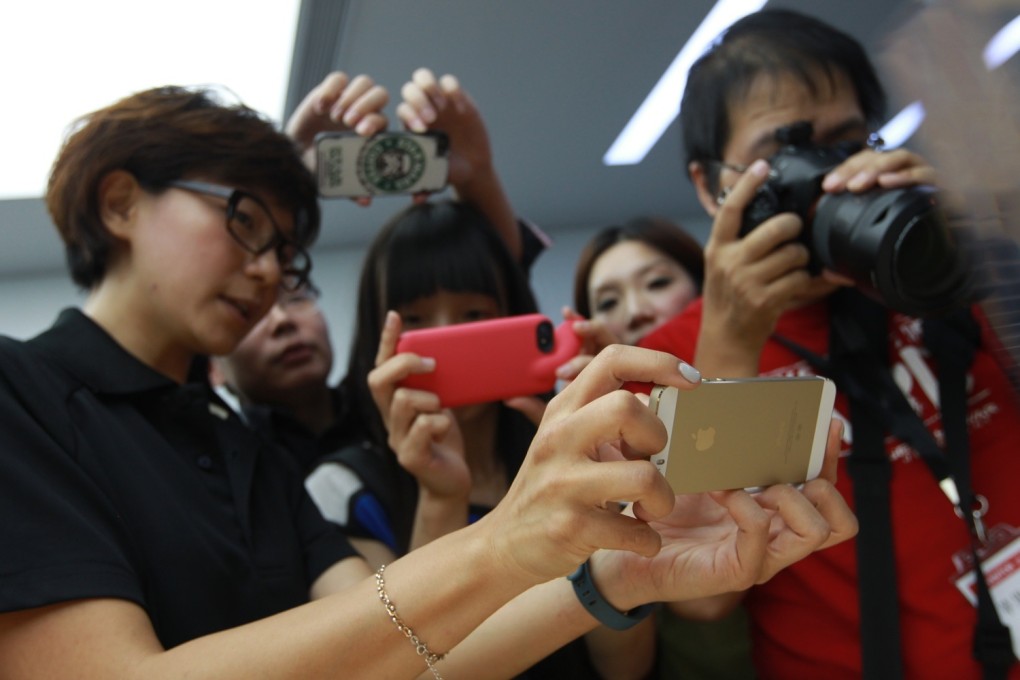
[826,290,904,680]
[773,289,1015,679]
[923,313,1016,680]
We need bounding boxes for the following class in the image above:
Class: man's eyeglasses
[708,160,752,175]
[278,282,321,311]
[166,179,311,291]
[706,131,886,205]
[706,160,758,206]
[708,131,886,178]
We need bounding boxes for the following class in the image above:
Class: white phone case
[649,376,836,493]
[316,131,449,198]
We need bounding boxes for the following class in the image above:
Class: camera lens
[536,321,554,353]
[737,124,973,318]
[813,185,972,317]
[893,211,962,302]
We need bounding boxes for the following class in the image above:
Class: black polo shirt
[0,309,358,648]
[242,386,354,473]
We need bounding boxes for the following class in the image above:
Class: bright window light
[603,0,767,166]
[877,101,926,150]
[606,8,1018,164]
[0,0,301,201]
[984,13,1020,69]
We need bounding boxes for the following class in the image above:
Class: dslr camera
[740,121,972,317]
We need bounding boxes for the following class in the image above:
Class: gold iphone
[648,376,836,493]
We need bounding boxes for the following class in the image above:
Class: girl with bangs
[315,199,645,678]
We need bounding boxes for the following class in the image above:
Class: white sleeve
[304,462,364,526]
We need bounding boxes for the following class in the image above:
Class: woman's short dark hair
[573,216,704,319]
[46,85,320,289]
[681,8,887,191]
[341,200,538,445]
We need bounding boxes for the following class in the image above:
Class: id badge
[953,524,1020,659]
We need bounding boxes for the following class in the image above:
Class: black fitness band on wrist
[567,560,658,631]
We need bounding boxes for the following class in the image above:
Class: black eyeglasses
[166,179,311,291]
[706,160,760,206]
[278,281,321,310]
[708,160,752,175]
[708,132,887,177]
[707,129,887,205]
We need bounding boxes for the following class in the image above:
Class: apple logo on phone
[692,426,716,452]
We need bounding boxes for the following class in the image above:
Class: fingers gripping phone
[648,376,836,493]
[396,314,582,408]
[316,131,450,198]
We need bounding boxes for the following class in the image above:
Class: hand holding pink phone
[396,314,582,408]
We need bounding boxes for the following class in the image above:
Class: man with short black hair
[641,8,1020,679]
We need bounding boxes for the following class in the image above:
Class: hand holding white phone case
[315,131,450,198]
[649,376,836,493]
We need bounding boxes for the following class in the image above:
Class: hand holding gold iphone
[649,376,836,493]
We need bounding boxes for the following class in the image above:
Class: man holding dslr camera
[639,8,1020,679]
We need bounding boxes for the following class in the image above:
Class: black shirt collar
[242,385,350,471]
[30,308,189,395]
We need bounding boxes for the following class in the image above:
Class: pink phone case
[396,314,581,407]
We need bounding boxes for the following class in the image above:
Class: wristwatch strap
[567,560,658,631]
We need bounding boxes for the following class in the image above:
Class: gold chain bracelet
[375,564,446,680]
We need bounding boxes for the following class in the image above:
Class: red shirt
[640,297,1020,679]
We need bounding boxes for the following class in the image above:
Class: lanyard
[773,289,1014,679]
[777,314,972,526]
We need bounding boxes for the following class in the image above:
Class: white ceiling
[0,0,956,279]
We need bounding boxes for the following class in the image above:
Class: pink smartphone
[396,314,581,408]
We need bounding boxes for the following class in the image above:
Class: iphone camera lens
[536,321,554,353]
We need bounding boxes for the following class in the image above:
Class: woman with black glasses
[0,77,857,679]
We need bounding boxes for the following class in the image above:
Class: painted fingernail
[679,361,702,384]
[749,159,769,177]
[846,171,871,190]
[355,118,375,135]
[822,173,842,191]
[342,107,360,127]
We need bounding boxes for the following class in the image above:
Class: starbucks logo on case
[357,135,427,192]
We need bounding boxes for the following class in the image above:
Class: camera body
[739,122,971,317]
[740,136,855,274]
[316,131,450,198]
